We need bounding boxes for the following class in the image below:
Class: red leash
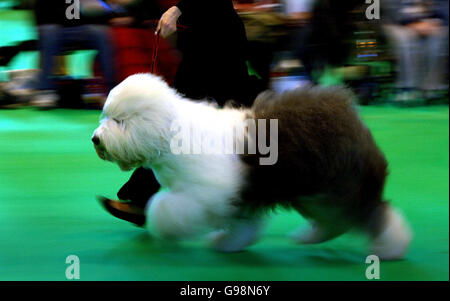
[151,30,160,74]
[145,19,188,74]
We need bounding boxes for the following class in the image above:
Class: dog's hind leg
[289,222,350,244]
[365,203,412,260]
[207,215,265,252]
[289,196,352,244]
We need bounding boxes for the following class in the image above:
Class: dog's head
[92,74,178,171]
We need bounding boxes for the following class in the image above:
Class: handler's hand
[157,6,182,38]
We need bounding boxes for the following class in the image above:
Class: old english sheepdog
[92,73,412,260]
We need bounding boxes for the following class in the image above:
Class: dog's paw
[207,220,262,252]
[207,230,237,252]
[289,225,330,244]
[207,230,251,253]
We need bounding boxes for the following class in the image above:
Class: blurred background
[0,0,448,281]
[0,0,448,108]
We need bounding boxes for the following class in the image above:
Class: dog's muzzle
[92,134,106,160]
[91,131,135,171]
[92,135,100,146]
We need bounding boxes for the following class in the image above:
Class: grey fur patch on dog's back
[238,85,388,225]
[251,85,356,114]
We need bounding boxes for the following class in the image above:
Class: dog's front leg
[145,190,211,240]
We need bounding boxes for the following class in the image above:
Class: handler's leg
[98,167,160,227]
[117,167,160,208]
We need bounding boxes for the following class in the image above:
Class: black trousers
[117,3,265,205]
[117,167,160,207]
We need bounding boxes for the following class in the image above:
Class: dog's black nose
[92,135,100,146]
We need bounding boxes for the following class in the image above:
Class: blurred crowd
[0,0,448,109]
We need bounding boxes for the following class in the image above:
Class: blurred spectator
[284,0,314,24]
[289,0,360,83]
[382,0,448,102]
[106,0,180,85]
[284,0,315,79]
[33,0,116,108]
[107,0,162,27]
[234,0,286,92]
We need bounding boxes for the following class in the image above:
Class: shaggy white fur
[93,74,261,249]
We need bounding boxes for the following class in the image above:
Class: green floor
[0,105,448,281]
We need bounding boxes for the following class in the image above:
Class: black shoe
[0,46,18,66]
[0,90,21,109]
[97,196,146,227]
